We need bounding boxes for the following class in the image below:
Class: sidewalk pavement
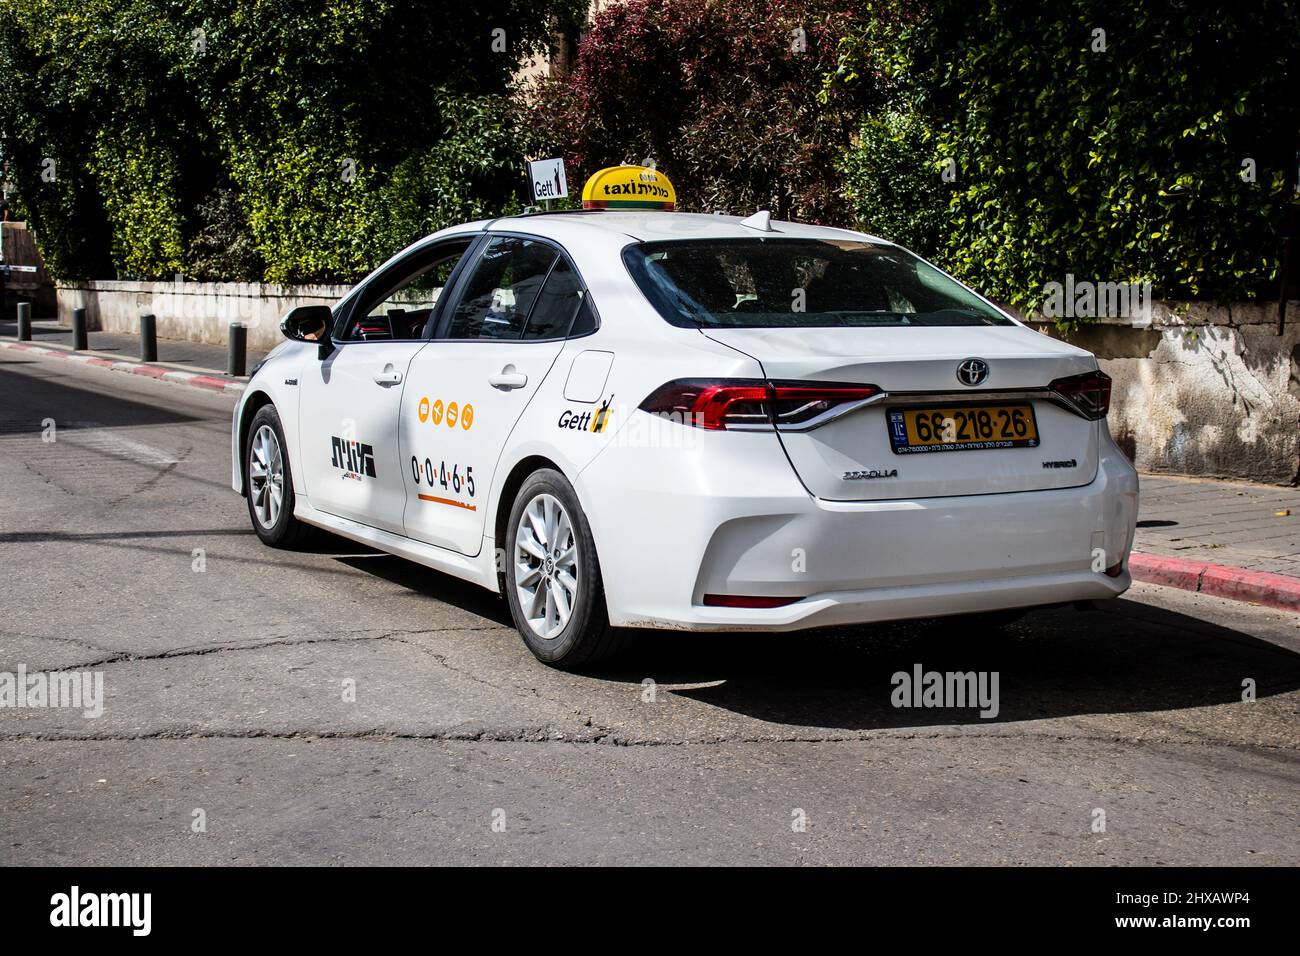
[0,318,264,394]
[1130,475,1300,613]
[0,326,1297,612]
[1136,475,1300,575]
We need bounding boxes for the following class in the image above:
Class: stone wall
[1026,301,1299,484]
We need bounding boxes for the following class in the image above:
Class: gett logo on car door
[557,393,614,434]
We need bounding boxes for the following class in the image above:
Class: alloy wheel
[249,424,285,529]
[514,492,579,640]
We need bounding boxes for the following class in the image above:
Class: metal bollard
[140,313,157,362]
[16,301,31,341]
[227,323,247,377]
[72,307,88,351]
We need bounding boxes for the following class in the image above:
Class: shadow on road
[582,600,1300,729]
[0,356,202,430]
[318,531,1300,730]
[332,551,515,627]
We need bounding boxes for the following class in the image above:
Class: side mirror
[280,305,334,358]
[281,304,331,342]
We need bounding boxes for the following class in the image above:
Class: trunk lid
[704,325,1101,501]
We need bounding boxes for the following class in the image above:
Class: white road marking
[62,424,179,466]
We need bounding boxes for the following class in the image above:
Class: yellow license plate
[887,404,1039,454]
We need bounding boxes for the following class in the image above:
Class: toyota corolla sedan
[231,198,1138,667]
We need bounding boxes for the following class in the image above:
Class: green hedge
[6,0,1294,304]
[0,0,576,282]
[835,0,1300,312]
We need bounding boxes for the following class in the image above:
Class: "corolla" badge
[956,358,989,386]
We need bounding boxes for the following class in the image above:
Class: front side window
[446,237,558,340]
[623,238,1013,329]
[340,237,474,341]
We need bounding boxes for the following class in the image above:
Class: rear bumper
[577,421,1138,631]
[680,568,1129,632]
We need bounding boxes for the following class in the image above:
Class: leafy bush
[187,187,266,283]
[532,0,903,223]
[91,121,188,278]
[373,91,539,254]
[0,0,577,282]
[836,0,1300,310]
[839,108,947,256]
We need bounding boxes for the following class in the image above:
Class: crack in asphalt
[19,458,76,496]
[1,726,1298,753]
[0,630,128,658]
[107,453,184,506]
[1,626,505,673]
[384,633,621,738]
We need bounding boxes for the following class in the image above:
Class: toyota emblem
[956,358,989,387]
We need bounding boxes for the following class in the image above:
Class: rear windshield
[623,237,1013,328]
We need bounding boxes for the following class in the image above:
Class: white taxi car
[231,166,1138,668]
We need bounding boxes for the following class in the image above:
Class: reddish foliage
[531,0,904,223]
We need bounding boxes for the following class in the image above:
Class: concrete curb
[0,339,246,394]
[1129,552,1300,614]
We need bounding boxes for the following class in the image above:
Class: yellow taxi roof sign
[581,165,676,211]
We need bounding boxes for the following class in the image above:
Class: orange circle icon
[461,404,474,430]
[446,402,459,428]
[418,396,430,422]
[430,400,444,425]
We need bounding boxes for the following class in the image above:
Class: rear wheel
[504,469,629,668]
[245,404,309,548]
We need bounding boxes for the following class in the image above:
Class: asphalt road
[1,349,1298,866]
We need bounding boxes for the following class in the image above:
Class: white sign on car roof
[529,158,568,202]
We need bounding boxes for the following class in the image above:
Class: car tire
[244,404,310,548]
[504,468,629,668]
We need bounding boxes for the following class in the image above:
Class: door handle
[373,364,402,387]
[488,364,528,390]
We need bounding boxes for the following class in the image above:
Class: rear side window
[523,258,587,340]
[447,236,558,340]
[623,238,1012,328]
[568,296,597,337]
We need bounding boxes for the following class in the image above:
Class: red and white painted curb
[0,340,245,394]
[1129,552,1300,614]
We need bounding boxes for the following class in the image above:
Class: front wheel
[504,469,629,668]
[245,404,309,548]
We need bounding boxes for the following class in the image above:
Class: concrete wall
[56,279,353,353]
[55,280,1300,482]
[1026,301,1300,484]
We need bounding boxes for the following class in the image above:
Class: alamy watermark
[1040,274,1152,325]
[891,664,999,719]
[148,273,262,326]
[0,665,104,718]
[50,886,150,936]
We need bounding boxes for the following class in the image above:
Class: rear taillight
[1049,370,1111,420]
[639,379,882,431]
[638,380,770,430]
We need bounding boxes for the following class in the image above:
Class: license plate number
[888,404,1039,454]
